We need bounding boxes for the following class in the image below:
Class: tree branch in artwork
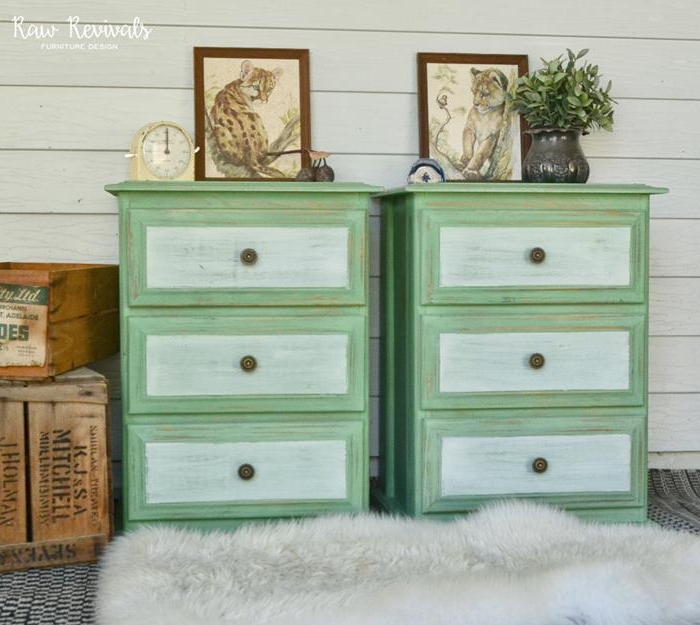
[431,93,467,179]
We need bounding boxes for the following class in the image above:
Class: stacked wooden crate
[0,368,113,571]
[0,263,119,379]
[0,263,117,571]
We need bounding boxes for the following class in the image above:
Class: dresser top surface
[377,183,668,197]
[105,181,382,195]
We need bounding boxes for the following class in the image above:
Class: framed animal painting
[193,47,311,180]
[417,53,529,181]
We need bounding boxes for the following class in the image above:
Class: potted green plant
[507,48,616,182]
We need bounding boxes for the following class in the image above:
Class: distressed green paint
[127,314,366,414]
[421,208,647,305]
[107,181,379,530]
[127,207,366,307]
[375,182,666,198]
[126,419,366,525]
[421,308,646,410]
[374,183,666,523]
[422,416,645,514]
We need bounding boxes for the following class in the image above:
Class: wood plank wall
[2,0,699,474]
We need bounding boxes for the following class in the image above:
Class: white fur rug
[96,500,700,625]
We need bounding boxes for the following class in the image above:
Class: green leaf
[506,48,615,132]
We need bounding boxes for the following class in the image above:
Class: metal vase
[522,129,590,183]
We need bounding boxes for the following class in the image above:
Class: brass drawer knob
[532,457,548,474]
[240,355,257,372]
[240,248,258,265]
[529,247,546,264]
[238,463,255,480]
[529,353,545,369]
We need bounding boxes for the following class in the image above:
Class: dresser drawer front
[127,420,365,520]
[423,418,644,513]
[147,226,348,287]
[127,315,365,413]
[441,226,630,285]
[127,209,366,306]
[422,209,646,304]
[422,311,645,409]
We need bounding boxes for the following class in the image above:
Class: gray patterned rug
[1,470,698,625]
[647,469,700,534]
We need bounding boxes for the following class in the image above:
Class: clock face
[141,124,193,179]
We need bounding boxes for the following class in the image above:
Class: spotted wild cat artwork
[204,59,302,178]
[208,60,283,177]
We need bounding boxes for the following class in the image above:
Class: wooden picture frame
[417,53,529,181]
[193,47,311,180]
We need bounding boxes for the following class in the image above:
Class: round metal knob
[529,247,546,264]
[240,355,257,372]
[238,463,255,480]
[532,457,548,474]
[529,353,545,369]
[240,248,258,265]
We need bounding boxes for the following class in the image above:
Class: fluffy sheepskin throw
[96,500,700,625]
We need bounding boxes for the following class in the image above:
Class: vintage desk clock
[128,121,196,181]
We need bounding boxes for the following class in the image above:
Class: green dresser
[106,181,379,530]
[375,183,666,522]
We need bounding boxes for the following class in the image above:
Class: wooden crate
[0,401,26,544]
[0,263,119,379]
[0,368,112,571]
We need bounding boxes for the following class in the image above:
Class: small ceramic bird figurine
[269,148,335,182]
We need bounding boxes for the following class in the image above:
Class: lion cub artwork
[424,55,524,182]
[207,60,294,178]
[460,67,509,179]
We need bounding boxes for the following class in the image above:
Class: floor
[646,469,700,533]
[0,469,698,625]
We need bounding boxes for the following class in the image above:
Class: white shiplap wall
[2,0,699,470]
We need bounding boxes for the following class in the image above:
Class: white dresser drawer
[146,440,347,504]
[127,208,366,306]
[421,311,645,409]
[127,315,366,414]
[147,333,348,396]
[440,226,630,286]
[421,208,646,304]
[147,226,348,287]
[440,434,631,496]
[127,420,366,520]
[439,330,629,392]
[422,417,644,513]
